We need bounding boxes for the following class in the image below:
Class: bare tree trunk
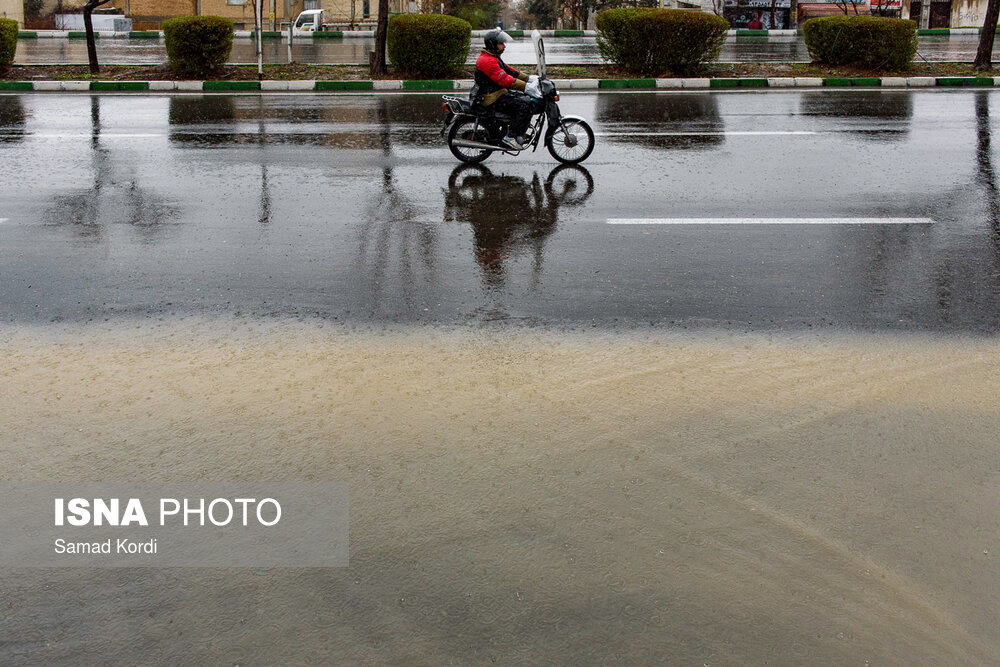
[83,0,111,74]
[83,1,99,75]
[369,0,390,76]
[975,0,1000,71]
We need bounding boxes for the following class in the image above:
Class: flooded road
[2,322,1000,664]
[2,90,1000,663]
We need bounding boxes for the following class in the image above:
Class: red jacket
[475,50,521,88]
[474,50,527,105]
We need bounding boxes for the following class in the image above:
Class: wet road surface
[2,90,1000,331]
[13,34,1000,64]
[2,90,1000,665]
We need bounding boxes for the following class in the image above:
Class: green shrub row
[162,15,234,78]
[0,18,17,73]
[596,8,728,77]
[386,14,470,79]
[803,16,917,70]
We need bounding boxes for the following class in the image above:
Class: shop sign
[738,0,791,7]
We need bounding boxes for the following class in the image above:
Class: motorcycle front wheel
[546,118,595,165]
[448,117,493,164]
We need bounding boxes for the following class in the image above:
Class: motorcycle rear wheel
[546,118,595,165]
[448,117,493,164]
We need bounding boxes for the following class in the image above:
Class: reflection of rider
[475,29,534,151]
[444,164,593,288]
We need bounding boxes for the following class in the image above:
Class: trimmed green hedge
[0,18,17,73]
[386,14,471,78]
[596,8,728,77]
[453,6,494,29]
[163,16,234,78]
[803,16,917,70]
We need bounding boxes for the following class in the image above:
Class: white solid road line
[607,218,935,225]
[595,131,818,137]
[0,133,165,139]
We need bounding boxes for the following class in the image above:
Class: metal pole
[288,12,293,63]
[256,0,263,78]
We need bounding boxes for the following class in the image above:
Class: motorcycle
[440,31,595,166]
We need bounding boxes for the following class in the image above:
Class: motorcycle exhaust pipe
[450,138,503,151]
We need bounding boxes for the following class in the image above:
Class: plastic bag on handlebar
[525,75,542,99]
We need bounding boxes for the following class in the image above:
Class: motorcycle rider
[475,28,534,151]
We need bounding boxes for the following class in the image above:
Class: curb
[3,76,1000,92]
[20,27,998,41]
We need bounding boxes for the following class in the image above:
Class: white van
[292,9,328,35]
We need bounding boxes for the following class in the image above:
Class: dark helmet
[484,28,512,53]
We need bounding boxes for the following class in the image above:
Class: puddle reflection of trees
[352,98,431,312]
[166,95,443,149]
[975,91,1000,244]
[799,91,913,141]
[43,97,178,244]
[966,90,1000,324]
[0,96,27,143]
[849,91,1000,329]
[595,93,724,149]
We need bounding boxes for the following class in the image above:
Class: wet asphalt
[12,34,1000,65]
[2,89,1000,332]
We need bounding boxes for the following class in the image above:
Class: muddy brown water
[2,319,999,664]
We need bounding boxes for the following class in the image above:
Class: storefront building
[724,0,791,29]
[901,0,991,29]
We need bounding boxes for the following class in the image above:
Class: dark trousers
[492,92,534,138]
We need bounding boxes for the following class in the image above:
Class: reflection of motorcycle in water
[443,164,594,287]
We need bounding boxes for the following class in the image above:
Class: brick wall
[130,0,196,16]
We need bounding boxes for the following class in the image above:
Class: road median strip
[6,77,1000,93]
